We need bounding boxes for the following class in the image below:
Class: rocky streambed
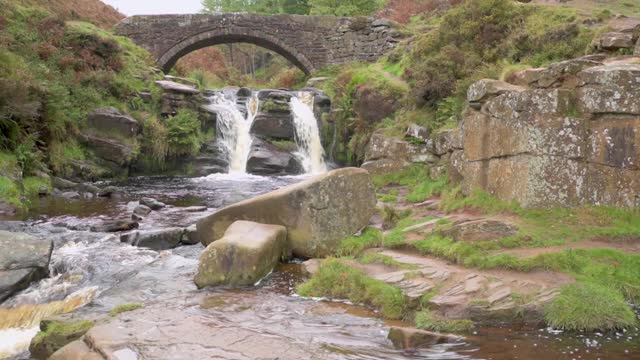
[0,173,638,360]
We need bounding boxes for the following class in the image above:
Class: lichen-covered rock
[467,79,524,106]
[461,155,587,208]
[362,130,436,175]
[525,58,602,88]
[196,168,377,258]
[596,32,635,50]
[194,221,288,288]
[0,231,53,302]
[577,65,640,115]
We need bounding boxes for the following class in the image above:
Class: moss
[270,139,297,152]
[297,258,407,319]
[31,320,94,358]
[261,99,290,113]
[377,193,397,203]
[109,303,143,317]
[337,227,383,256]
[545,283,637,331]
[415,310,474,333]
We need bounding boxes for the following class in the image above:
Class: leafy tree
[308,0,383,16]
[201,0,309,15]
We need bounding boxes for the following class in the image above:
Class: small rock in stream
[97,186,120,198]
[140,197,166,210]
[121,228,184,251]
[132,205,152,221]
[90,220,139,233]
[61,191,81,200]
[181,224,199,245]
[387,327,462,350]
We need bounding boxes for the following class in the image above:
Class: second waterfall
[206,89,328,176]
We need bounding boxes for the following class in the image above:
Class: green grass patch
[297,258,407,319]
[545,283,637,331]
[0,176,22,208]
[109,303,143,317]
[415,310,474,333]
[337,227,383,256]
[377,193,398,203]
[22,177,51,199]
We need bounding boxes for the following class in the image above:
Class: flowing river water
[0,174,638,359]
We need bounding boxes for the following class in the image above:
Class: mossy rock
[29,320,94,360]
[261,99,290,113]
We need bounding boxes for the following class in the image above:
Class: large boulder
[196,168,377,258]
[87,107,140,138]
[0,231,53,302]
[246,138,304,175]
[194,221,288,288]
[79,134,135,166]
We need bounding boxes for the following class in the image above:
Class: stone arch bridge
[114,13,401,74]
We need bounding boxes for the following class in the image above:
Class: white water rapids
[207,90,326,175]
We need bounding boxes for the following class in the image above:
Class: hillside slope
[20,0,124,29]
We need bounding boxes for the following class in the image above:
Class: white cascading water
[207,90,326,175]
[291,92,327,174]
[207,92,259,174]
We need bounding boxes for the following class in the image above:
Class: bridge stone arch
[114,13,400,74]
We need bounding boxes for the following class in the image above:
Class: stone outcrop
[362,130,438,175]
[115,13,400,73]
[456,59,640,208]
[0,231,53,302]
[196,168,377,258]
[194,221,288,288]
[87,107,140,138]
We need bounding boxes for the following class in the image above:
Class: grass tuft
[297,258,407,319]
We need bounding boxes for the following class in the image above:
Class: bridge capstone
[114,13,400,74]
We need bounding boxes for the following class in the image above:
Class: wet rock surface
[197,168,377,258]
[195,221,288,288]
[0,231,53,303]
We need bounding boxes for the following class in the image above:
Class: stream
[0,174,638,359]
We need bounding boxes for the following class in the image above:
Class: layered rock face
[0,231,53,302]
[194,221,288,288]
[458,59,640,208]
[196,168,377,258]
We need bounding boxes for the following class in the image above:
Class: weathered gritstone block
[456,62,640,208]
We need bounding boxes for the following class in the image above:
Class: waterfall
[207,92,258,174]
[206,90,327,175]
[291,92,327,174]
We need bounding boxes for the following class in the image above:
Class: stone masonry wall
[114,14,401,73]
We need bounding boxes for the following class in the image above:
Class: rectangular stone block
[462,155,586,208]
[464,109,584,162]
[587,117,640,170]
[584,163,640,207]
